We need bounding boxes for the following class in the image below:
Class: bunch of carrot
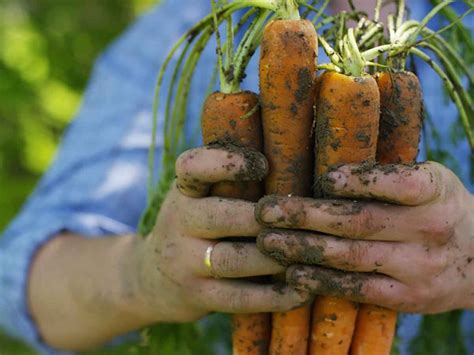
[308,1,472,354]
[138,0,473,354]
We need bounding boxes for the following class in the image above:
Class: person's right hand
[128,146,310,323]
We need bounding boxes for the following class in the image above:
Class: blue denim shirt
[0,1,472,353]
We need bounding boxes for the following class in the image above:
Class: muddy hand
[256,162,474,314]
[130,145,309,323]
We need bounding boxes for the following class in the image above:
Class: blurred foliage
[0,0,155,232]
[0,0,155,352]
[410,311,466,355]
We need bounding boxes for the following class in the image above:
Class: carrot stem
[420,43,472,108]
[374,0,383,23]
[420,28,474,85]
[410,47,474,149]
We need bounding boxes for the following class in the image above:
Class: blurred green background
[0,0,156,352]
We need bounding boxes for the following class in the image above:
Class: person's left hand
[255,162,474,314]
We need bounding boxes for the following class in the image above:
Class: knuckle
[214,247,239,276]
[421,252,448,276]
[346,208,374,238]
[347,242,369,266]
[230,290,248,312]
[200,207,220,231]
[418,220,454,245]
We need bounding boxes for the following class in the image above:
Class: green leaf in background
[0,0,156,232]
[0,0,155,352]
[409,311,467,355]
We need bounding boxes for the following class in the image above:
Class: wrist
[29,234,157,351]
[115,235,158,325]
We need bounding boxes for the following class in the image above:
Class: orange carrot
[269,304,312,354]
[350,305,397,355]
[314,72,380,178]
[201,91,270,354]
[350,71,423,355]
[259,19,318,355]
[311,71,380,355]
[260,19,317,197]
[311,296,359,354]
[375,71,423,165]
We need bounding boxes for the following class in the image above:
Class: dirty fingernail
[241,151,268,181]
[286,265,324,294]
[327,170,348,191]
[255,196,285,224]
[260,232,285,250]
[258,232,291,266]
[261,205,284,224]
[287,265,310,284]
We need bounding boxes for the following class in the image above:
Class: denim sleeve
[0,1,213,352]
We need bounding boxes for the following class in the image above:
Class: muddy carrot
[202,91,271,355]
[202,91,264,201]
[200,2,281,352]
[312,70,380,355]
[311,295,360,355]
[349,305,397,355]
[374,71,423,165]
[349,70,423,355]
[260,16,318,354]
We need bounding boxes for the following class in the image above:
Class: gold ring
[204,245,215,276]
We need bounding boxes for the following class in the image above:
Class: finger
[256,195,410,241]
[286,265,409,311]
[199,279,311,313]
[175,146,268,197]
[181,194,260,238]
[325,162,442,206]
[195,242,285,278]
[258,230,418,278]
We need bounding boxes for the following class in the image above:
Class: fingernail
[287,266,310,284]
[287,266,318,294]
[327,170,347,191]
[258,230,281,250]
[257,231,289,266]
[255,196,285,224]
[260,204,285,224]
[241,150,268,181]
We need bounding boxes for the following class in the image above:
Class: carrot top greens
[139,0,324,238]
[317,0,473,149]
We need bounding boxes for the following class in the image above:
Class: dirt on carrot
[375,71,423,164]
[233,313,272,355]
[259,17,318,355]
[350,70,424,355]
[314,72,380,178]
[311,297,359,355]
[311,70,380,355]
[202,90,270,355]
[260,19,317,197]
